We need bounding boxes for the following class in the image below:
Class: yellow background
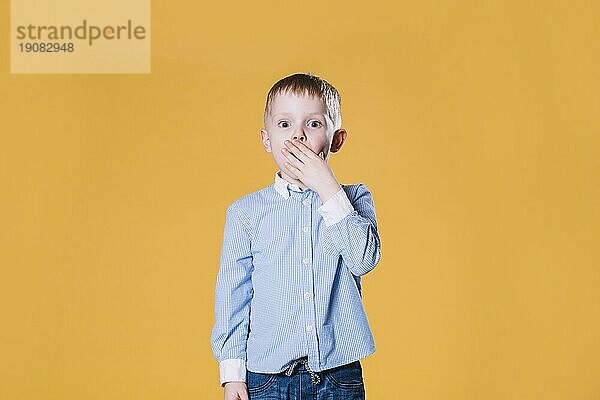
[1,0,599,399]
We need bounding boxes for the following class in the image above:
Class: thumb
[319,151,324,159]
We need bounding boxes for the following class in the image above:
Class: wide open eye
[308,120,323,128]
[277,121,290,128]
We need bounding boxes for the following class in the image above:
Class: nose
[291,125,307,142]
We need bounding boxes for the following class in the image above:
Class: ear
[260,129,272,153]
[329,128,348,153]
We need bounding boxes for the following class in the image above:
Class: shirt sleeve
[218,359,246,387]
[210,203,254,386]
[317,188,354,226]
[317,184,382,276]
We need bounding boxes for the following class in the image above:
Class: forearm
[317,184,382,276]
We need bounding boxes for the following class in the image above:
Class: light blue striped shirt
[210,170,382,386]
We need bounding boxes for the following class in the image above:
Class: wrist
[318,182,342,204]
[223,381,245,387]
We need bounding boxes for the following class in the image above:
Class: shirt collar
[274,170,305,198]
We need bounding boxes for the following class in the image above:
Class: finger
[239,388,249,400]
[284,160,302,178]
[281,147,304,167]
[286,139,312,162]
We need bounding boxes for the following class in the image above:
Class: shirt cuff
[317,188,354,226]
[219,358,246,387]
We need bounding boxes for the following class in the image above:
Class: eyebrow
[272,113,325,119]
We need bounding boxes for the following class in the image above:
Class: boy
[211,72,382,400]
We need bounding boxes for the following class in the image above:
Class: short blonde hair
[263,72,342,132]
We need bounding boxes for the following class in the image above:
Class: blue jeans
[246,357,366,399]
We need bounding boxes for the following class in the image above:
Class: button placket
[300,192,318,359]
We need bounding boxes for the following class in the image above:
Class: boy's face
[260,91,345,182]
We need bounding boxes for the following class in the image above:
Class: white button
[306,325,313,332]
[304,292,311,300]
[303,226,309,232]
[303,257,310,264]
[303,199,311,206]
